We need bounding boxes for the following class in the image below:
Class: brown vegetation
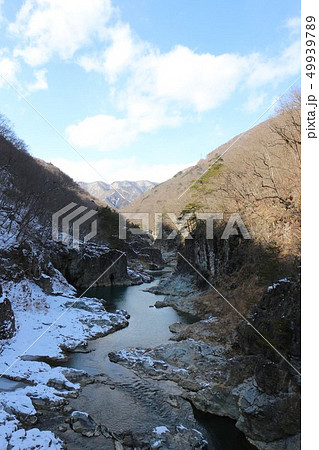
[0,118,116,245]
[122,91,301,260]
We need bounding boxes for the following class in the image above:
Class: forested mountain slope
[122,93,301,258]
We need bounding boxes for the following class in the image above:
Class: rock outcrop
[117,425,208,449]
[137,247,164,270]
[51,243,129,288]
[237,276,301,362]
[176,221,247,287]
[110,271,301,450]
[69,411,103,438]
[0,286,15,339]
[110,335,300,450]
[0,240,130,289]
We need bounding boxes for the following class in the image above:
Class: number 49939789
[306,16,316,79]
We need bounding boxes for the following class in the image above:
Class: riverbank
[123,272,301,450]
[0,276,129,448]
[0,266,300,449]
[0,273,209,449]
[42,281,211,449]
[36,280,255,450]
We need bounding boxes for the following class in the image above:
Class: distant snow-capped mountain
[78,180,158,209]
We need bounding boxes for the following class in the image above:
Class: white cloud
[27,68,48,92]
[123,94,183,133]
[284,16,301,35]
[79,22,146,83]
[66,114,137,151]
[70,33,300,150]
[50,156,192,183]
[75,16,300,150]
[243,91,267,112]
[245,40,300,89]
[9,0,114,66]
[73,24,255,149]
[0,50,19,87]
[138,45,250,112]
[65,105,183,152]
[81,29,253,112]
[5,2,301,150]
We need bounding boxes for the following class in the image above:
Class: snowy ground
[0,272,129,449]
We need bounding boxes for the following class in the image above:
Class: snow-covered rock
[0,277,129,449]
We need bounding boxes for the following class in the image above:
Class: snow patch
[153,425,170,435]
[267,278,290,292]
[0,277,129,448]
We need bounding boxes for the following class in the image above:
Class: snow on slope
[79,180,157,209]
[0,274,128,448]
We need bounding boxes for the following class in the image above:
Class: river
[59,279,256,450]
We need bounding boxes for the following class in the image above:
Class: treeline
[0,115,96,244]
[182,90,301,259]
[0,114,29,154]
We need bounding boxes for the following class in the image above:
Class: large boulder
[35,273,53,294]
[69,411,101,437]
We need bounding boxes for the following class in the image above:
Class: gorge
[0,95,301,449]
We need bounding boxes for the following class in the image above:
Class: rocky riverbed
[0,271,130,448]
[0,258,300,449]
[112,271,301,450]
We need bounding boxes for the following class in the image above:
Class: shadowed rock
[0,286,15,339]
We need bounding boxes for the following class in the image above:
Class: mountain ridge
[120,93,301,259]
[79,179,158,209]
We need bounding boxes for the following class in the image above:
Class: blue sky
[0,0,300,183]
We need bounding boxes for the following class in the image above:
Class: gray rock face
[51,243,129,288]
[137,247,164,270]
[254,361,288,395]
[237,276,301,362]
[35,273,53,294]
[176,221,243,287]
[0,238,131,290]
[68,410,208,449]
[109,337,300,450]
[0,288,15,339]
[0,241,44,281]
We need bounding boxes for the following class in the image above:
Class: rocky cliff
[111,216,301,449]
[111,271,301,449]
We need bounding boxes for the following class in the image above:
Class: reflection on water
[87,282,197,345]
[68,281,196,376]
